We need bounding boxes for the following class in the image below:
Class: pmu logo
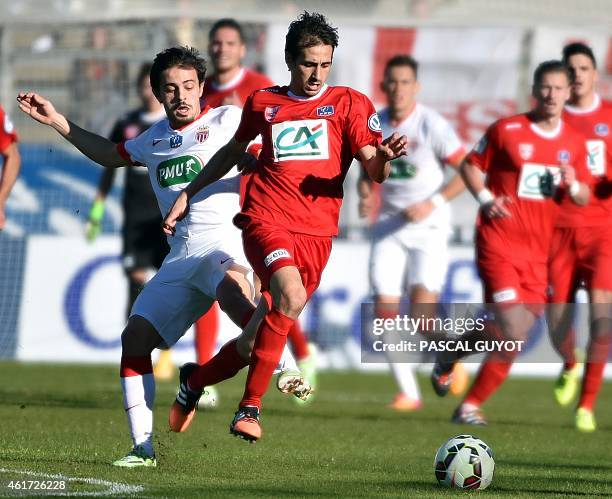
[271,119,329,162]
[157,155,203,187]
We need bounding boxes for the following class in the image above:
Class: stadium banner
[16,236,609,377]
[265,25,522,146]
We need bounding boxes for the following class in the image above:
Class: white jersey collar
[565,93,601,115]
[287,84,328,101]
[529,119,562,139]
[211,68,246,92]
[140,107,167,125]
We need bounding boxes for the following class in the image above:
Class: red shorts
[240,220,332,302]
[549,225,612,302]
[477,245,547,307]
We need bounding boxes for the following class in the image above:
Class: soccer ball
[434,434,495,490]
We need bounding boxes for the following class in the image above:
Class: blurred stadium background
[0,0,611,374]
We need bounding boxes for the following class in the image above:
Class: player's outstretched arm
[358,132,408,183]
[16,92,126,168]
[162,137,248,235]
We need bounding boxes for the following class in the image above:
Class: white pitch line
[0,468,144,497]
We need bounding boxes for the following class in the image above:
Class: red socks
[578,332,610,410]
[195,304,220,364]
[188,339,248,392]
[288,321,309,361]
[240,308,295,409]
[463,351,517,407]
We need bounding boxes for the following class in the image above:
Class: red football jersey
[202,68,273,108]
[234,85,383,236]
[558,95,612,227]
[467,113,590,262]
[0,105,18,152]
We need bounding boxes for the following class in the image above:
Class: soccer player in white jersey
[17,46,305,467]
[358,55,468,410]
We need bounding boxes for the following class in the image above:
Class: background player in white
[85,63,169,327]
[17,46,303,467]
[358,55,467,411]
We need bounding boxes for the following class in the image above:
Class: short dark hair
[533,60,573,86]
[137,62,153,86]
[384,55,418,79]
[150,46,206,94]
[209,18,244,43]
[562,41,597,68]
[285,11,339,60]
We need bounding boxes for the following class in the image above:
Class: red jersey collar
[170,105,212,131]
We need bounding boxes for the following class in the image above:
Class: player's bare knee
[275,284,307,318]
[121,316,164,356]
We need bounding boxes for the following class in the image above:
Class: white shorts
[130,228,251,348]
[369,218,449,296]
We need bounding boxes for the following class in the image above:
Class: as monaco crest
[519,143,533,160]
[195,125,209,143]
[265,106,280,122]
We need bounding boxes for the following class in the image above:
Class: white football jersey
[378,103,463,227]
[122,105,242,244]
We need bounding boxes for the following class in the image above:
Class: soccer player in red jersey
[192,19,317,405]
[0,105,20,230]
[202,18,273,108]
[432,60,591,425]
[547,42,612,432]
[164,11,408,441]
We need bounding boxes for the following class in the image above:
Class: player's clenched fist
[559,163,576,187]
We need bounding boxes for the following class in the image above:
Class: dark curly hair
[285,11,339,60]
[150,46,207,95]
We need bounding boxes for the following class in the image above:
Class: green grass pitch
[0,362,610,497]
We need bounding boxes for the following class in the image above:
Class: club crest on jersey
[265,106,280,122]
[195,125,209,143]
[557,150,570,163]
[317,105,334,117]
[519,143,533,160]
[170,135,183,148]
[157,154,202,187]
[271,119,329,161]
[368,112,382,132]
[595,123,609,137]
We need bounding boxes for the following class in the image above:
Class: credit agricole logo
[271,119,329,161]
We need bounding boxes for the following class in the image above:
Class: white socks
[121,373,155,457]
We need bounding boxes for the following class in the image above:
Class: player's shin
[240,308,295,409]
[120,355,155,458]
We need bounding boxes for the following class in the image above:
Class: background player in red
[0,105,21,230]
[164,11,408,442]
[193,18,319,405]
[433,60,590,425]
[547,42,612,432]
[86,63,169,325]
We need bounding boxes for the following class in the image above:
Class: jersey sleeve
[429,111,465,164]
[345,90,383,156]
[466,123,499,173]
[117,131,145,166]
[0,107,18,152]
[234,94,260,143]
